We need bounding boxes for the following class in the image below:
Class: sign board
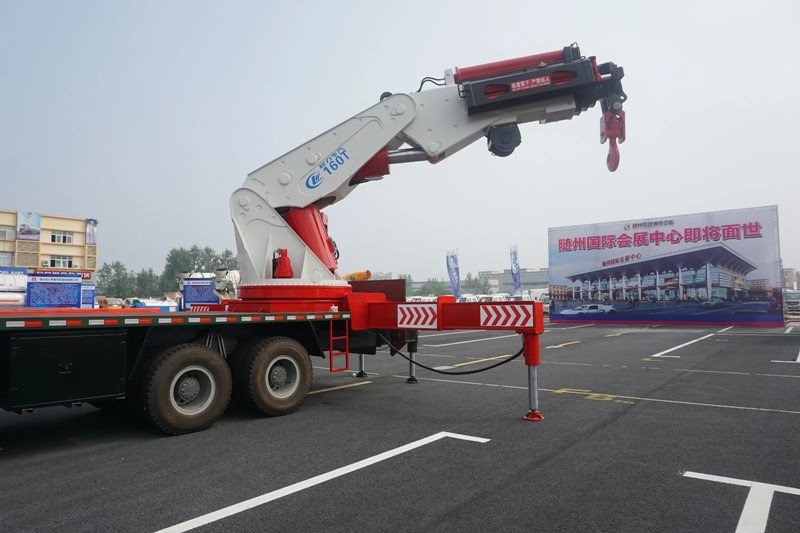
[81,282,96,309]
[17,211,41,241]
[0,266,28,292]
[26,273,82,308]
[181,277,219,310]
[548,206,783,326]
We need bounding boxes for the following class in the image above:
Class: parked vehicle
[560,304,616,315]
[702,298,724,309]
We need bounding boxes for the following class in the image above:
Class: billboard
[86,218,98,245]
[17,211,41,241]
[548,206,783,326]
[26,273,82,308]
[181,277,219,310]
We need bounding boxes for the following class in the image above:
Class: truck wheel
[143,343,232,435]
[235,337,312,416]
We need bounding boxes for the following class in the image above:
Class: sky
[1,1,799,281]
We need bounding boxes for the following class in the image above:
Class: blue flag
[446,251,461,299]
[510,245,521,291]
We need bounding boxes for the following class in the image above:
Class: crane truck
[0,44,626,435]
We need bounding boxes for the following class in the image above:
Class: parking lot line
[651,334,714,358]
[308,382,372,395]
[717,326,734,333]
[771,347,800,364]
[155,431,489,533]
[786,327,794,334]
[451,354,513,368]
[545,341,581,350]
[395,376,800,415]
[423,334,518,347]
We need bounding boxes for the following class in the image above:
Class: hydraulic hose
[377,332,523,376]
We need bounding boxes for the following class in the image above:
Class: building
[477,271,502,294]
[0,210,98,279]
[561,243,767,302]
[499,267,549,294]
[783,268,798,291]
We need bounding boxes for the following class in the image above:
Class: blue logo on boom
[306,172,323,189]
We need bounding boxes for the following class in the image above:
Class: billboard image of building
[548,206,783,326]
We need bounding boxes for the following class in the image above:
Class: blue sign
[446,251,461,299]
[26,273,82,308]
[181,278,219,310]
[81,282,96,309]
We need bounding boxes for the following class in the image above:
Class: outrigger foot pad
[523,410,544,422]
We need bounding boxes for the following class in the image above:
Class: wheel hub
[270,365,288,389]
[178,376,201,403]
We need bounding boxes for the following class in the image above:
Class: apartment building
[0,210,98,279]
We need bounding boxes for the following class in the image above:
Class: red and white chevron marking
[480,304,533,328]
[397,304,438,329]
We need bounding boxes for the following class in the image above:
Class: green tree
[96,261,136,298]
[463,272,490,294]
[134,268,162,297]
[416,277,450,296]
[160,245,240,292]
[397,273,414,296]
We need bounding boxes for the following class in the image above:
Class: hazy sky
[2,1,798,281]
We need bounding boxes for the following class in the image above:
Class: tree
[160,245,240,292]
[416,278,450,296]
[96,261,136,297]
[397,273,414,296]
[463,272,490,295]
[134,268,162,298]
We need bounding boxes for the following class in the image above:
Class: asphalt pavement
[1,320,799,532]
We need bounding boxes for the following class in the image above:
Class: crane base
[523,410,544,422]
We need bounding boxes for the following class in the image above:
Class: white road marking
[155,431,489,533]
[683,471,800,533]
[419,330,479,338]
[423,334,518,347]
[308,382,372,395]
[556,324,595,330]
[545,341,581,350]
[650,334,714,358]
[786,326,794,334]
[717,326,734,332]
[433,366,455,370]
[770,347,800,364]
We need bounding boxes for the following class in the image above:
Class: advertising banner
[81,282,96,309]
[181,277,219,310]
[0,266,28,291]
[510,245,522,291]
[26,273,82,308]
[548,206,783,326]
[86,218,98,245]
[17,211,41,241]
[446,250,461,299]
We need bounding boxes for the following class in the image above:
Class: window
[50,255,73,268]
[51,231,74,244]
[0,252,12,266]
[0,225,14,240]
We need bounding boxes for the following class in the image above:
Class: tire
[233,336,312,416]
[142,343,232,435]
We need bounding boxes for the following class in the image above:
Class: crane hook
[600,109,625,172]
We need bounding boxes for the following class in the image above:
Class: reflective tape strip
[88,319,105,326]
[6,321,24,328]
[188,317,201,323]
[124,319,139,325]
[49,320,67,327]
[241,316,252,322]
[159,318,172,324]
